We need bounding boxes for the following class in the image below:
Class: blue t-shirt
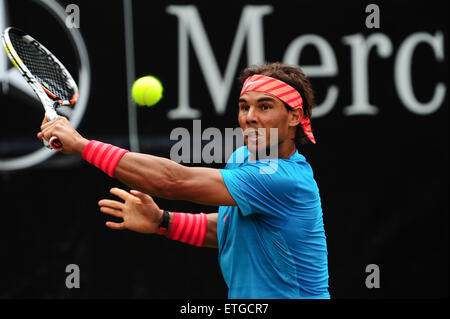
[218,146,329,299]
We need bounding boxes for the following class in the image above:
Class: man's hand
[37,116,89,154]
[98,187,164,234]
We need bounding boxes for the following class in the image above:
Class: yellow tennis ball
[131,76,163,107]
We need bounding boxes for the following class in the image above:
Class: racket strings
[9,32,74,101]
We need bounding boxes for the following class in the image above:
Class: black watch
[157,210,170,235]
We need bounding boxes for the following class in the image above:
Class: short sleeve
[220,160,294,217]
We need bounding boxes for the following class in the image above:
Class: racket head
[1,27,79,109]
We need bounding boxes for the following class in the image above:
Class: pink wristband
[167,212,207,247]
[82,140,129,177]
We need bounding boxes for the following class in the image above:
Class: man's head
[237,62,315,157]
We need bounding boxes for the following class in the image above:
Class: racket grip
[49,136,63,151]
[44,109,62,151]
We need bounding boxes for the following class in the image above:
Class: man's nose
[246,106,258,123]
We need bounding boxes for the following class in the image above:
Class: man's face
[238,91,297,156]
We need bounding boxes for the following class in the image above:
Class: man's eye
[240,105,249,111]
[261,104,270,110]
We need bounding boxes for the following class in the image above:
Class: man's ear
[288,109,302,128]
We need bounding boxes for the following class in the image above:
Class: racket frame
[1,27,79,151]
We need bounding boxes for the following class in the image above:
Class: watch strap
[156,210,170,235]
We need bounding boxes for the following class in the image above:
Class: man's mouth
[246,128,263,144]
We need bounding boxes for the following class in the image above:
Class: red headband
[240,74,316,144]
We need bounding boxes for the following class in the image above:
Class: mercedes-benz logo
[0,0,91,171]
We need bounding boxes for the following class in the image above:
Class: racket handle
[44,109,63,151]
[49,136,63,151]
[46,108,58,121]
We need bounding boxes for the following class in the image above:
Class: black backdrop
[0,0,448,299]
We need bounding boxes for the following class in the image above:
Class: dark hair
[238,62,315,146]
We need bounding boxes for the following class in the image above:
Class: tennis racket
[1,27,79,151]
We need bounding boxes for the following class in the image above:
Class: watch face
[159,211,170,228]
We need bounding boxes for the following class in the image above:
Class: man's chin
[245,140,259,151]
[246,145,258,155]
[245,142,269,157]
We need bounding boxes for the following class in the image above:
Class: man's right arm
[99,188,219,248]
[203,213,218,248]
[162,212,218,248]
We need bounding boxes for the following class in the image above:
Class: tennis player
[38,62,329,299]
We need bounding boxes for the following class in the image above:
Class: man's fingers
[110,187,132,201]
[40,119,60,141]
[41,115,49,127]
[40,115,66,134]
[130,190,154,205]
[40,127,51,142]
[99,206,123,219]
[40,115,55,131]
[105,221,125,230]
[98,199,124,211]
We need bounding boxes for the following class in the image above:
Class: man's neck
[248,141,296,161]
